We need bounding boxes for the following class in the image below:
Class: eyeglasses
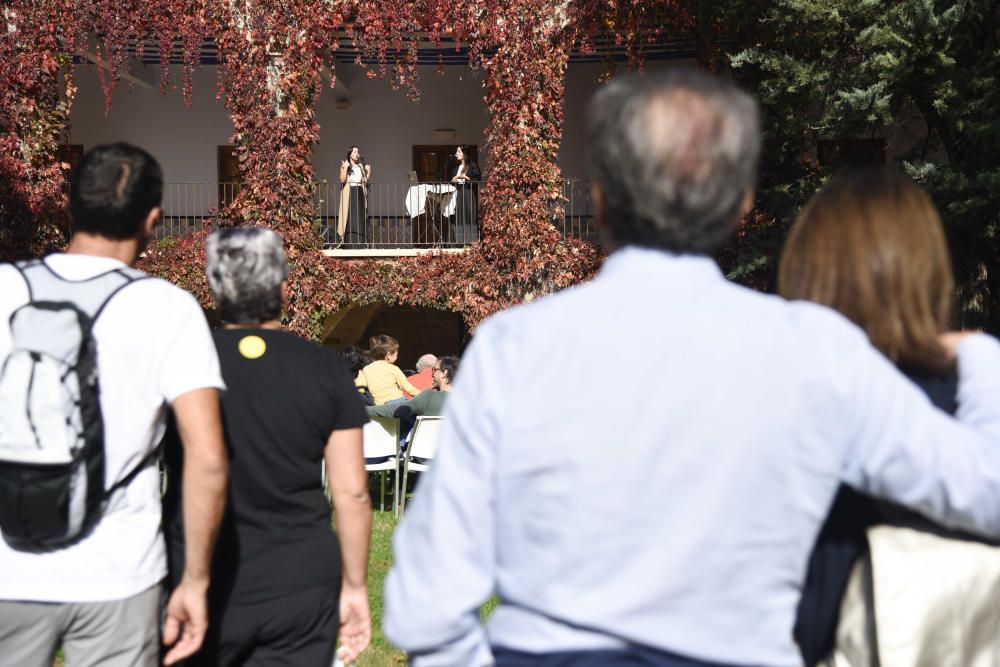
[432,367,442,373]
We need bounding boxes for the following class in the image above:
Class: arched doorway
[322,304,467,372]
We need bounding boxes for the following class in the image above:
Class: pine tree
[713,0,1000,329]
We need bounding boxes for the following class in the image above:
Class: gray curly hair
[206,227,288,324]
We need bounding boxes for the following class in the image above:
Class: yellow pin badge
[238,335,267,360]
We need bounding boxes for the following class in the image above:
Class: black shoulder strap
[98,269,157,497]
[861,550,881,667]
[104,442,162,500]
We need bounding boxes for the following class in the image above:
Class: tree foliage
[714,0,1000,328]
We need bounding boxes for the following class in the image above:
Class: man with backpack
[0,143,229,667]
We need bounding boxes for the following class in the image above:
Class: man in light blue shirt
[383,69,1000,667]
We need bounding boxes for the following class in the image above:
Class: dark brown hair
[368,334,399,361]
[437,355,460,383]
[778,166,954,375]
[70,143,163,240]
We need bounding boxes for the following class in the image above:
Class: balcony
[156,180,596,256]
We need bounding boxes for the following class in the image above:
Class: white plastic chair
[398,416,443,514]
[324,416,400,511]
[363,416,401,513]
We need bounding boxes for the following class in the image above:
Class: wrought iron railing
[154,180,596,250]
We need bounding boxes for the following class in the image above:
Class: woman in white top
[449,145,480,245]
[337,146,371,247]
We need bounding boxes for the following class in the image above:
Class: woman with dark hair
[337,146,371,247]
[780,166,1000,666]
[449,145,480,245]
[341,345,370,379]
[342,345,374,406]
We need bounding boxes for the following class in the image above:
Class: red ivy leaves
[0,2,77,260]
[5,0,691,340]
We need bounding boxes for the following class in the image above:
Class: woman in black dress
[449,145,480,245]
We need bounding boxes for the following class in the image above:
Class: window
[217,145,242,206]
[57,144,84,195]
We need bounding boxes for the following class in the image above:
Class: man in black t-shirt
[187,227,371,666]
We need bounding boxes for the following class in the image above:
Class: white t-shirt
[0,254,224,603]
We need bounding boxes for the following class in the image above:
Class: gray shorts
[0,584,161,667]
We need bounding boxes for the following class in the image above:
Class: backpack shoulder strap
[101,277,168,492]
[15,260,149,324]
[91,269,156,496]
[104,442,161,501]
[90,269,152,323]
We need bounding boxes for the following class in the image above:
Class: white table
[405,184,457,218]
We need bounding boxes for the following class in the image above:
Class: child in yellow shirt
[356,335,422,405]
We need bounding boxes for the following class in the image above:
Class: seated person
[367,356,458,444]
[405,353,438,396]
[356,335,421,405]
[342,345,374,405]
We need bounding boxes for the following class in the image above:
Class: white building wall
[70,64,233,184]
[559,60,681,180]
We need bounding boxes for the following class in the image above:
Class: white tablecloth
[405,184,457,218]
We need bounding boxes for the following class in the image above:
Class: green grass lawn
[355,508,498,666]
[359,509,408,666]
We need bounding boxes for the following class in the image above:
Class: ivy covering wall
[0,0,689,339]
[7,2,994,335]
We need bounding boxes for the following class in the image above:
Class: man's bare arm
[163,387,228,665]
[325,426,372,662]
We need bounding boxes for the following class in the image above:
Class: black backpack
[0,259,156,552]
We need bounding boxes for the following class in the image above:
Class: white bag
[831,525,1000,667]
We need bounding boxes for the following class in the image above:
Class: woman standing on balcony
[449,145,480,245]
[337,146,371,247]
